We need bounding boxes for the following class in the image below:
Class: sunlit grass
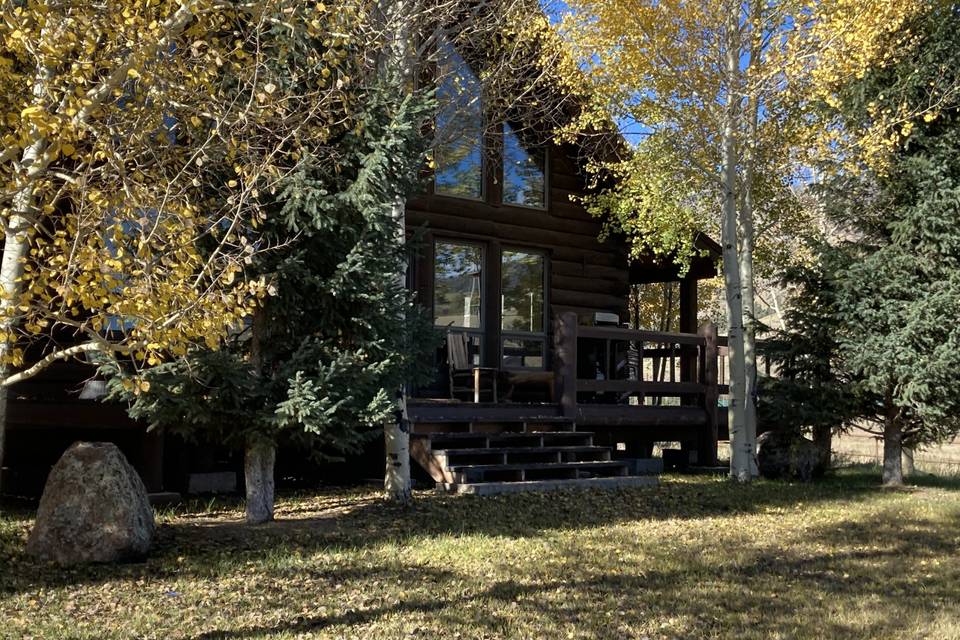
[2,468,958,639]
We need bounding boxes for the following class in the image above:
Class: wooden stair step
[450,460,628,483]
[434,445,609,456]
[413,431,593,439]
[434,445,611,465]
[449,460,626,473]
[443,476,658,496]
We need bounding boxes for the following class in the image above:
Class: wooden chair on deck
[447,332,498,403]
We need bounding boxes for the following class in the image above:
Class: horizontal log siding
[407,145,630,325]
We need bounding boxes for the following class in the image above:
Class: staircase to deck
[409,411,658,495]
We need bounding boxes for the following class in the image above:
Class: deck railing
[554,311,720,463]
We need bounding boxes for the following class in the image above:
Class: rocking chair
[447,332,498,403]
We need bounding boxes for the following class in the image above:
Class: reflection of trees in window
[433,242,483,329]
[501,250,543,333]
[503,123,545,208]
[434,42,483,199]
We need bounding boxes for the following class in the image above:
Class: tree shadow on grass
[0,470,894,597]
[174,508,960,640]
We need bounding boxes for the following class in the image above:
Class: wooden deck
[408,317,723,479]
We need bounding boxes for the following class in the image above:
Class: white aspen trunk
[381,0,414,504]
[0,57,53,493]
[384,388,412,503]
[722,2,750,482]
[739,0,762,479]
[740,105,759,479]
[244,439,276,524]
[384,195,413,503]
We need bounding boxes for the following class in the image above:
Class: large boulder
[26,442,155,565]
[756,431,823,482]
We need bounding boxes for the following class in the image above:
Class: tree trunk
[0,390,6,494]
[739,3,761,479]
[0,107,47,496]
[244,307,276,522]
[384,392,412,503]
[812,423,832,472]
[244,439,276,524]
[380,0,415,503]
[902,446,915,477]
[740,149,759,479]
[882,406,903,487]
[722,4,750,482]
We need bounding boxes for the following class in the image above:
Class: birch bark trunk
[0,55,54,493]
[740,100,759,479]
[738,0,762,479]
[380,0,414,503]
[722,3,750,482]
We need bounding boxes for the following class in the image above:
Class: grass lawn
[2,468,959,640]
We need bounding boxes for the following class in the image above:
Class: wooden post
[698,321,719,466]
[679,277,698,397]
[555,311,578,421]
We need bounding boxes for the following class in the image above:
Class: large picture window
[434,42,484,199]
[500,249,546,368]
[503,123,546,209]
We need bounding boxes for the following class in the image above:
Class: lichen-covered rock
[757,431,823,482]
[26,442,155,565]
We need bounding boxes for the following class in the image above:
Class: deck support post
[555,312,578,423]
[679,277,698,393]
[699,321,719,466]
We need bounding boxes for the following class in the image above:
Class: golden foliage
[0,1,366,377]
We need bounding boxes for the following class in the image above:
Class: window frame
[499,246,550,371]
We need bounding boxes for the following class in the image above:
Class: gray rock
[26,442,155,565]
[757,431,823,482]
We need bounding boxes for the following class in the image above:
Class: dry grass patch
[2,469,959,639]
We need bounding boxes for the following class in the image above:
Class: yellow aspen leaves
[0,0,367,376]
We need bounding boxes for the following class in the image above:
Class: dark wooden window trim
[499,245,550,371]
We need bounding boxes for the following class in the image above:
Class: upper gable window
[503,123,546,209]
[434,42,484,200]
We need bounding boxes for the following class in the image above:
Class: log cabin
[397,38,725,494]
[0,22,727,498]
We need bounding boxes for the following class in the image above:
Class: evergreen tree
[105,85,437,522]
[758,246,867,471]
[814,4,960,485]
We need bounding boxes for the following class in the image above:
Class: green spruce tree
[816,3,960,485]
[105,85,437,522]
[758,246,867,472]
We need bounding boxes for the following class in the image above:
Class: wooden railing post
[555,311,578,421]
[698,321,719,466]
